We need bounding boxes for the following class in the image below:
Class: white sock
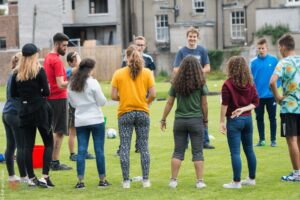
[293,170,300,176]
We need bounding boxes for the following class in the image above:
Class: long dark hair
[173,56,206,96]
[126,44,144,80]
[70,58,95,92]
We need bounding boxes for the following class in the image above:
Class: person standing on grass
[11,43,54,188]
[111,45,156,189]
[161,56,208,189]
[66,52,95,162]
[220,56,259,189]
[116,36,156,155]
[250,38,279,147]
[270,34,300,182]
[68,58,111,189]
[3,52,28,185]
[44,32,72,171]
[173,26,214,149]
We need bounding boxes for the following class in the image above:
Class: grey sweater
[68,77,107,127]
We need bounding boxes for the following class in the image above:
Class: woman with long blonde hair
[111,44,156,188]
[11,43,54,188]
[2,52,28,185]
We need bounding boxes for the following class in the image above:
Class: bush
[255,24,290,45]
[208,50,224,71]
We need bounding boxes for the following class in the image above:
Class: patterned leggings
[118,111,150,181]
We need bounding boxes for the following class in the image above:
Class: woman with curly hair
[111,44,156,189]
[161,56,208,189]
[220,56,259,189]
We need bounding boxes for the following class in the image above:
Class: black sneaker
[203,144,215,149]
[75,182,85,189]
[85,152,96,160]
[51,162,72,171]
[98,180,112,188]
[28,177,47,188]
[69,154,77,161]
[135,149,140,153]
[39,177,55,188]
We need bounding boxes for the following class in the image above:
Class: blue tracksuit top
[250,54,279,98]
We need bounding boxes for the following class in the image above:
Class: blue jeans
[76,123,106,180]
[226,116,256,182]
[204,128,210,145]
[254,97,277,142]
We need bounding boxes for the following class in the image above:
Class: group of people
[2,26,300,190]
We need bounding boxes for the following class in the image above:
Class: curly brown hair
[226,56,253,87]
[173,56,206,96]
[126,44,144,80]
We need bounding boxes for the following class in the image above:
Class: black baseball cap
[22,43,40,57]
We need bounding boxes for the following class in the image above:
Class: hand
[160,120,166,131]
[204,122,208,128]
[275,95,285,105]
[231,108,244,118]
[220,122,226,135]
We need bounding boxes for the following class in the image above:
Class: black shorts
[280,113,300,137]
[68,103,75,129]
[48,99,68,136]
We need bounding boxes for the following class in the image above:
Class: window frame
[192,0,205,14]
[230,11,245,40]
[0,37,6,49]
[155,14,169,42]
[286,0,300,6]
[89,0,108,14]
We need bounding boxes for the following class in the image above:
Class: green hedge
[208,50,224,71]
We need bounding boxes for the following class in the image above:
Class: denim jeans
[254,97,277,141]
[76,123,106,180]
[204,128,210,145]
[226,116,256,182]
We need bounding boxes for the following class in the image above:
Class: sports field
[0,80,299,200]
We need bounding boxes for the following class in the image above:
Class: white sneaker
[8,175,20,182]
[223,181,242,189]
[196,180,206,189]
[241,177,256,186]
[123,180,131,189]
[169,178,178,188]
[143,179,151,188]
[38,178,48,188]
[20,177,29,184]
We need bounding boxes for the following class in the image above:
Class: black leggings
[2,113,27,177]
[23,125,53,178]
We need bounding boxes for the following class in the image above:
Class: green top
[169,84,209,118]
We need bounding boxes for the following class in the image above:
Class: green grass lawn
[0,94,299,199]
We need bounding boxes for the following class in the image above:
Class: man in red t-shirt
[44,32,72,171]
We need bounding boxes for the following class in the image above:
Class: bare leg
[194,161,204,180]
[52,133,64,161]
[68,127,76,154]
[286,136,300,170]
[171,158,182,179]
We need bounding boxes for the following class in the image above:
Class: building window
[0,37,6,49]
[89,0,108,14]
[286,0,300,6]
[231,11,245,40]
[156,15,169,42]
[192,0,205,13]
[72,0,75,10]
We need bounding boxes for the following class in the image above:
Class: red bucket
[32,145,44,168]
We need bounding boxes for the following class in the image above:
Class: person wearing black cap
[11,43,54,188]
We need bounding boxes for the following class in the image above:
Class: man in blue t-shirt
[122,36,156,72]
[173,26,214,149]
[250,38,279,147]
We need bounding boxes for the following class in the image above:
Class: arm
[56,76,68,88]
[160,96,175,131]
[201,96,208,128]
[270,74,284,104]
[111,86,119,101]
[202,64,211,73]
[39,68,50,97]
[147,86,156,105]
[94,81,107,106]
[231,104,256,118]
[220,105,228,134]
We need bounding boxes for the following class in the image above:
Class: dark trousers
[23,125,53,178]
[254,97,277,141]
[2,113,27,177]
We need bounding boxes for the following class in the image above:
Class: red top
[44,52,67,100]
[221,78,259,118]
